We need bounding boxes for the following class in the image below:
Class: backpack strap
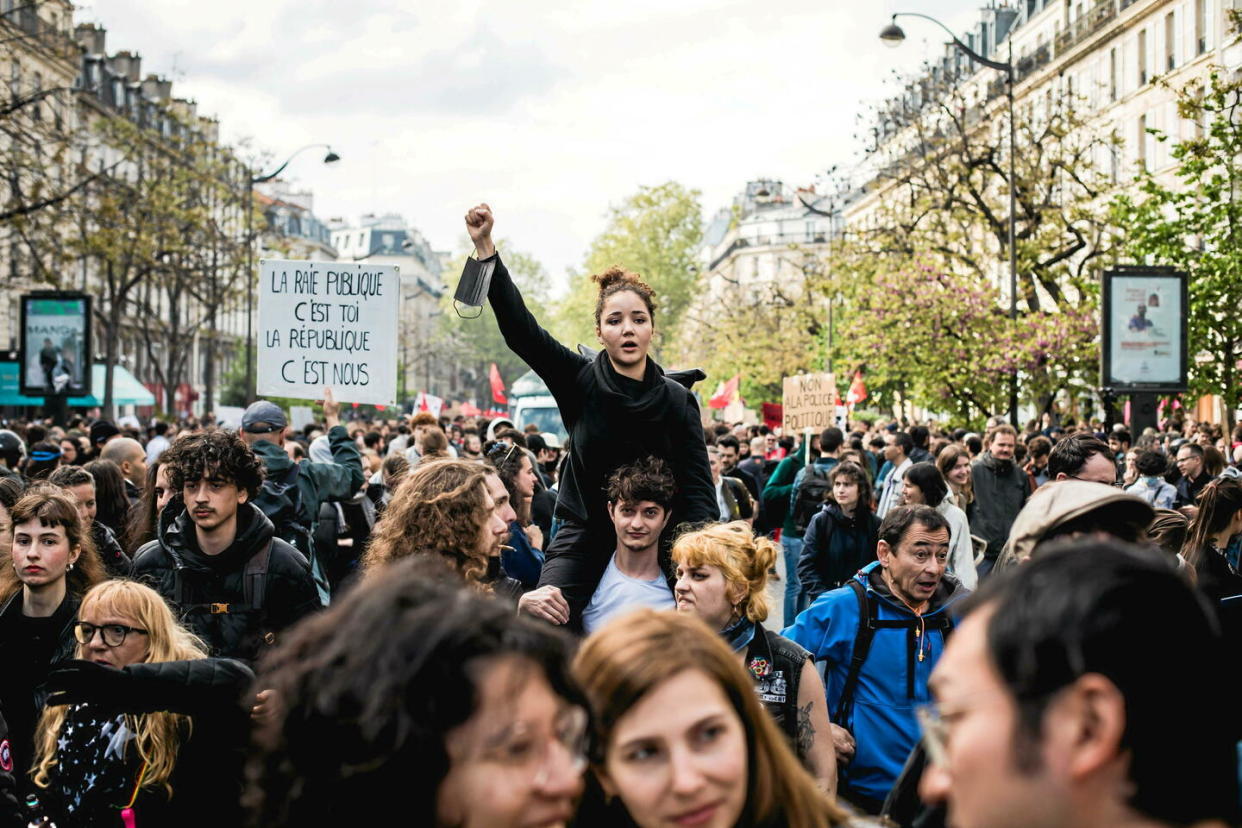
[244,540,274,612]
[834,579,877,723]
[834,580,955,721]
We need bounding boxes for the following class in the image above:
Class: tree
[1113,58,1242,428]
[439,239,551,402]
[73,115,206,418]
[551,182,703,356]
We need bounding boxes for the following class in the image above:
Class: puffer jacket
[782,562,966,804]
[130,502,321,663]
[994,480,1154,570]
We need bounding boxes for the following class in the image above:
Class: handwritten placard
[257,259,399,405]
[781,372,837,433]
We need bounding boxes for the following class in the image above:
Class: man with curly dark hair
[131,430,320,663]
[519,456,677,633]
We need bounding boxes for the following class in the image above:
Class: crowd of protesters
[0,200,1235,827]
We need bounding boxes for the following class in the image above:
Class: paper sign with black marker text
[257,259,399,405]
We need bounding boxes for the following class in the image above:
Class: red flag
[489,363,508,405]
[709,374,741,409]
[846,371,868,406]
[761,402,783,431]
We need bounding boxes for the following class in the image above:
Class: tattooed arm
[797,659,837,798]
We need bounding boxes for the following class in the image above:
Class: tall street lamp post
[880,14,1019,426]
[245,144,340,403]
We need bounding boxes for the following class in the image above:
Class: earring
[67,562,74,572]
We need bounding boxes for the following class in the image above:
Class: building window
[1138,114,1148,169]
[1165,12,1176,70]
[1138,29,1148,85]
[1196,0,1207,55]
[1109,47,1117,101]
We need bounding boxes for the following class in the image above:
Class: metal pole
[244,169,255,404]
[1007,42,1019,427]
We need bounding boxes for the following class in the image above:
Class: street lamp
[879,13,1019,426]
[244,145,340,403]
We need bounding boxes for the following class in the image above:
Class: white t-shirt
[582,554,675,634]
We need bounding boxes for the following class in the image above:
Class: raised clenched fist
[464,204,495,258]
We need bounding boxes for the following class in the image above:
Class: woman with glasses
[671,522,837,795]
[29,579,254,826]
[248,556,587,826]
[0,488,106,790]
[463,204,718,630]
[574,609,859,828]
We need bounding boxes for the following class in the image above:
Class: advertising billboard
[19,292,92,398]
[1101,268,1187,393]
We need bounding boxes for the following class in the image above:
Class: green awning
[0,362,156,407]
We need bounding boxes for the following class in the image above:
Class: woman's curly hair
[362,458,493,586]
[160,430,265,501]
[245,558,582,827]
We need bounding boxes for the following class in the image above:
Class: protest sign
[257,260,399,406]
[781,372,837,433]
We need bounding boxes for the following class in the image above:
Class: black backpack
[252,463,314,558]
[792,466,833,534]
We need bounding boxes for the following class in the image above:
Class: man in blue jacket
[783,504,967,815]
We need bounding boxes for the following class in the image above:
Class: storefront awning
[0,362,156,407]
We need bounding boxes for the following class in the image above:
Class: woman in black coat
[29,579,253,827]
[0,489,107,794]
[464,204,717,630]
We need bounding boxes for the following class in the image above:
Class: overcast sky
[78,0,983,284]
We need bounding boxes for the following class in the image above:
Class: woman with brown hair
[0,488,107,791]
[574,609,859,828]
[1181,477,1242,605]
[362,458,516,593]
[672,522,837,794]
[465,203,716,628]
[935,444,974,511]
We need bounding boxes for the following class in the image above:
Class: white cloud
[79,0,987,284]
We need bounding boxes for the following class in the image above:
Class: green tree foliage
[551,182,703,357]
[440,239,551,402]
[1113,62,1242,427]
[686,76,1114,424]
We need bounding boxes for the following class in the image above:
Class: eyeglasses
[74,622,149,648]
[470,705,589,787]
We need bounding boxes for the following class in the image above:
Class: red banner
[489,363,508,405]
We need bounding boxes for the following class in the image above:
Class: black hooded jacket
[131,502,320,663]
[486,254,716,530]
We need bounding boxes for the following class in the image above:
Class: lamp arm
[251,144,332,184]
[892,12,1013,75]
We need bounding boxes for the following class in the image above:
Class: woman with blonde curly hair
[672,521,837,794]
[362,458,519,595]
[574,609,858,828]
[31,579,254,826]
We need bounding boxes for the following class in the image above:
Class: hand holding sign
[465,204,496,259]
[321,387,341,427]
